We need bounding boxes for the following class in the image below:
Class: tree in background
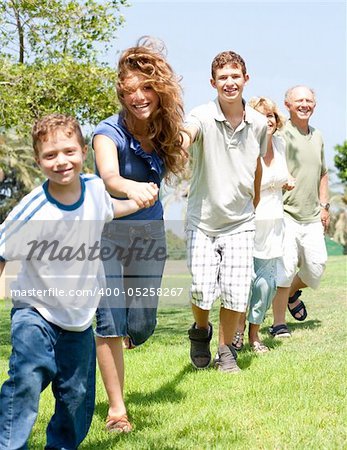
[0,0,128,64]
[0,0,128,131]
[334,141,347,186]
[0,0,128,218]
[0,132,42,221]
[0,58,119,132]
[331,141,347,214]
[330,141,347,254]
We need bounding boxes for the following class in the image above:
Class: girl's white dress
[254,133,289,259]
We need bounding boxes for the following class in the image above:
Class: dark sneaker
[268,323,291,338]
[188,322,213,369]
[215,344,241,373]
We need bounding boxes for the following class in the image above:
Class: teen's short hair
[248,96,286,130]
[211,51,247,79]
[32,114,85,156]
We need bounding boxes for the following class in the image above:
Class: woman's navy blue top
[93,114,165,220]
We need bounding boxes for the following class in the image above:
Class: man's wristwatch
[320,202,330,211]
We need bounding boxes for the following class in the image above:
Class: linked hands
[126,181,159,209]
[282,177,296,191]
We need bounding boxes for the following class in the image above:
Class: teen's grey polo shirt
[186,99,267,237]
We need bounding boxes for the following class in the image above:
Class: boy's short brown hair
[32,114,85,156]
[211,51,247,79]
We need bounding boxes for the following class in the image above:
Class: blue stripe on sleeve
[0,198,48,247]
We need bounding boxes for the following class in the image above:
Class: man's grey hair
[285,85,316,102]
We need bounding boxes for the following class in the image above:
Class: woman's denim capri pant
[247,257,277,324]
[95,220,166,346]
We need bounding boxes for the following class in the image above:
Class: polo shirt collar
[212,98,253,124]
[244,103,254,125]
[212,98,227,122]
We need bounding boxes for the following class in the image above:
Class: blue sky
[107,0,346,179]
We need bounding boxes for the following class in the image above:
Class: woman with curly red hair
[93,37,187,433]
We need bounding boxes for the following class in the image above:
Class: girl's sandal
[251,341,269,354]
[232,329,245,351]
[106,414,132,433]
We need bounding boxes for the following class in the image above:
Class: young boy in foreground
[0,114,154,449]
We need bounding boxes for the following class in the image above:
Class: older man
[270,85,330,337]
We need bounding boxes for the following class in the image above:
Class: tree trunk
[12,3,24,63]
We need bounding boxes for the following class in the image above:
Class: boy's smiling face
[210,63,249,105]
[36,129,87,189]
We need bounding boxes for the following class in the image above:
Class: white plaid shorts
[187,228,254,311]
[277,217,327,289]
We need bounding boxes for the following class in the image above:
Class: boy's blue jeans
[0,308,96,450]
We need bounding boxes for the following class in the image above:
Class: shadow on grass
[155,306,220,338]
[95,363,192,417]
[236,338,283,369]
[128,363,193,407]
[90,364,193,448]
[155,307,192,336]
[259,318,321,335]
[233,319,322,371]
[287,319,322,332]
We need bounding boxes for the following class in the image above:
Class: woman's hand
[126,181,159,208]
[282,177,296,191]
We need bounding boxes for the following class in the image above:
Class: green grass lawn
[0,256,346,449]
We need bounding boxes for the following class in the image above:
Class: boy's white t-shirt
[0,174,114,331]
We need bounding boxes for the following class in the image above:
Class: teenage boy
[184,51,267,373]
[0,114,154,449]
